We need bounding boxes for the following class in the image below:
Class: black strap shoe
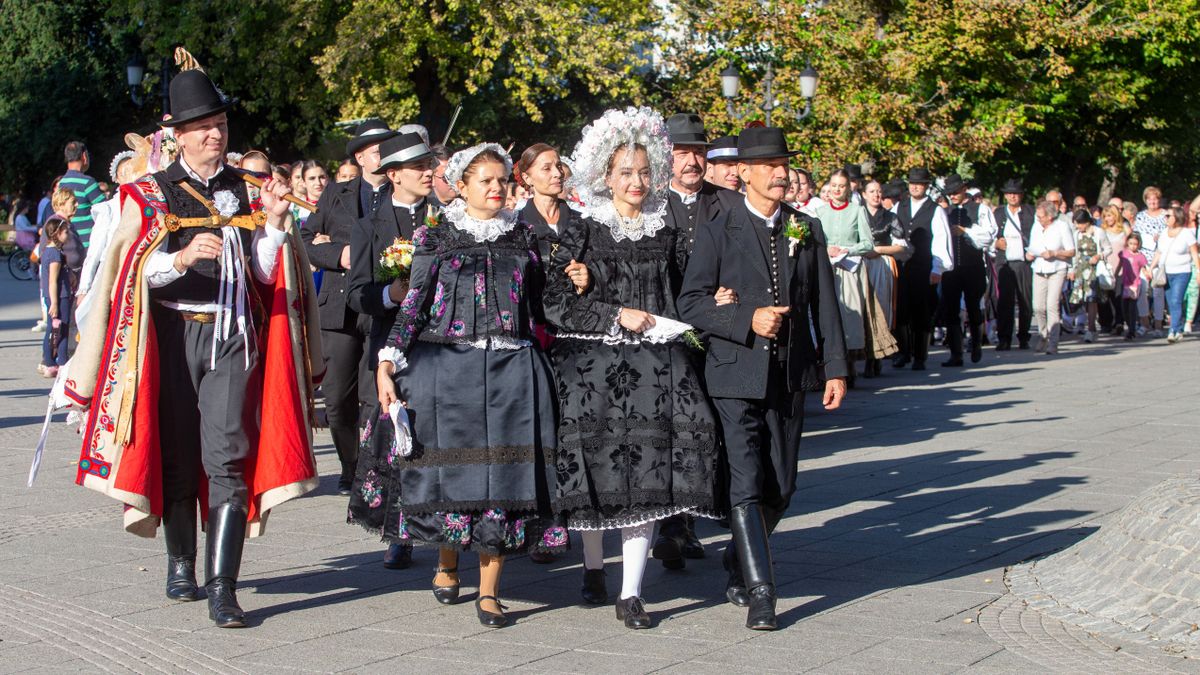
[581,567,608,605]
[163,499,199,601]
[432,566,460,605]
[205,503,247,628]
[615,596,652,629]
[475,595,509,628]
[383,542,413,569]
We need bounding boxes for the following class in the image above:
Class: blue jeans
[1166,271,1191,334]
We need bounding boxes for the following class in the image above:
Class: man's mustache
[769,179,789,188]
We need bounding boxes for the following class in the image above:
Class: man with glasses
[429,143,458,206]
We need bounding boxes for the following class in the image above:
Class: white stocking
[619,522,653,600]
[581,530,605,571]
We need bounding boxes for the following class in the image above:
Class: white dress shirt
[1027,219,1075,274]
[948,200,997,251]
[144,158,288,311]
[745,198,781,230]
[1001,206,1028,262]
[380,197,427,310]
[891,196,954,275]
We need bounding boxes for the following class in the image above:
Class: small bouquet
[784,216,810,257]
[377,237,415,282]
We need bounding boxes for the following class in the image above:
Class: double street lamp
[126,50,172,114]
[721,61,819,127]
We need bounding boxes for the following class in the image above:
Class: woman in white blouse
[1027,201,1076,354]
[1147,206,1200,342]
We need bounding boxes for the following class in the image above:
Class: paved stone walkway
[1,272,1199,674]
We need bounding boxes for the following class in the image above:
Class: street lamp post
[126,51,172,115]
[721,60,819,126]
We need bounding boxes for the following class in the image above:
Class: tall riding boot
[205,503,248,628]
[163,499,199,601]
[723,544,749,606]
[731,504,777,630]
[912,330,930,370]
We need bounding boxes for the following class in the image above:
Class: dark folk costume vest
[947,202,984,270]
[897,198,936,270]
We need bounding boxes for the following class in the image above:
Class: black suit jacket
[347,197,430,366]
[678,200,848,399]
[665,182,729,254]
[301,177,391,330]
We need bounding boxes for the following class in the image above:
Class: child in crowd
[1118,232,1150,341]
[37,190,79,377]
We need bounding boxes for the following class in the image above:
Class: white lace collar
[585,196,668,243]
[443,199,517,243]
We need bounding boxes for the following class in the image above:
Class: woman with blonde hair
[1099,205,1129,334]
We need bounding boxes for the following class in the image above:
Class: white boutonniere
[784,215,810,257]
[213,190,240,218]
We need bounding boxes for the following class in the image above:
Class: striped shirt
[59,169,105,248]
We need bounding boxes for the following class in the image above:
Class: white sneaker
[1083,330,1095,343]
[31,320,45,333]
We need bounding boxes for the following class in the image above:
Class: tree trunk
[1097,162,1119,205]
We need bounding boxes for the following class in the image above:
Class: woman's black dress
[544,213,720,530]
[348,212,565,554]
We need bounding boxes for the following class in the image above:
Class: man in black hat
[346,131,436,570]
[938,174,997,366]
[844,163,865,205]
[68,68,323,629]
[705,136,742,192]
[650,113,731,570]
[993,178,1036,350]
[679,127,848,631]
[891,167,954,370]
[301,119,397,497]
[881,179,907,211]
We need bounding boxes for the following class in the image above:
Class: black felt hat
[844,163,864,181]
[373,133,434,175]
[666,113,711,147]
[1000,178,1025,194]
[735,127,800,160]
[882,179,907,201]
[346,119,399,157]
[159,70,236,127]
[905,167,933,185]
[942,173,969,195]
[706,135,739,162]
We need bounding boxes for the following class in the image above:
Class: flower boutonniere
[784,215,810,257]
[425,206,441,229]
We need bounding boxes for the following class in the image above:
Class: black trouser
[996,260,1033,346]
[895,260,935,362]
[940,265,987,358]
[1122,298,1139,337]
[320,312,373,473]
[154,306,259,509]
[713,374,805,521]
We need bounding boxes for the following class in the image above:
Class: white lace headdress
[567,107,672,241]
[444,142,513,186]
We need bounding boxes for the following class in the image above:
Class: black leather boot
[723,545,749,607]
[205,503,247,628]
[681,515,705,559]
[163,499,199,601]
[652,516,687,570]
[581,566,608,605]
[731,504,777,630]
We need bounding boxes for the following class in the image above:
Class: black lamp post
[721,60,819,126]
[126,50,172,115]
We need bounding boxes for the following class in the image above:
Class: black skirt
[551,338,721,530]
[348,342,566,555]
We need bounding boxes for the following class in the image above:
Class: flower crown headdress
[567,106,673,218]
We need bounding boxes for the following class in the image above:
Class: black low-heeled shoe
[475,595,509,627]
[615,596,652,629]
[432,566,460,605]
[581,567,608,605]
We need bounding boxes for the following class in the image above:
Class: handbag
[1152,264,1167,288]
[1095,258,1115,291]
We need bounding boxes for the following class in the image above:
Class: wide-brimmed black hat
[844,163,864,181]
[666,113,710,147]
[707,136,739,163]
[1000,178,1025,194]
[942,173,969,195]
[346,119,399,157]
[882,179,907,201]
[373,133,434,175]
[159,70,237,128]
[905,167,933,185]
[736,127,800,160]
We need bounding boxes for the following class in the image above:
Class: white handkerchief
[388,400,413,458]
[641,315,693,343]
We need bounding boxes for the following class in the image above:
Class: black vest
[897,197,936,267]
[948,202,985,269]
[151,162,255,303]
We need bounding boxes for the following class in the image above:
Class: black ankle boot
[730,504,777,631]
[723,545,749,607]
[652,515,687,570]
[581,567,608,605]
[205,503,247,628]
[163,499,199,601]
[681,515,705,559]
